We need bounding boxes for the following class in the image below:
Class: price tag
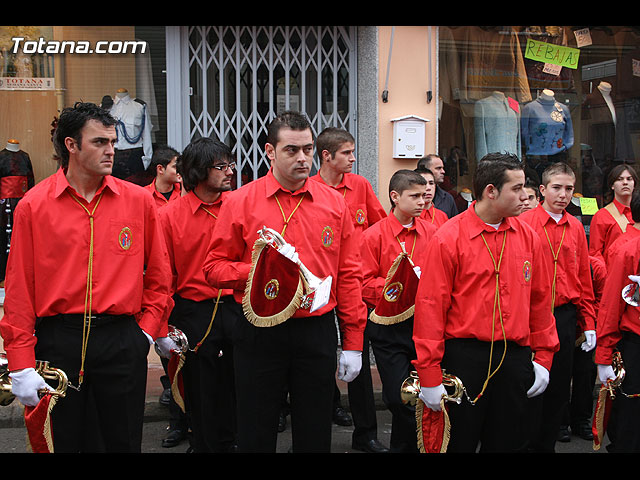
[580,197,599,215]
[574,28,593,48]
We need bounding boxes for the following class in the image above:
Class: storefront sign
[525,39,580,70]
[0,77,55,91]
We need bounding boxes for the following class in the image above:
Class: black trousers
[113,147,146,185]
[369,318,418,453]
[232,301,338,453]
[606,331,640,453]
[528,303,577,452]
[170,295,237,453]
[34,314,149,453]
[442,338,535,453]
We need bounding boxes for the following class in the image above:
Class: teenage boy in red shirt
[144,145,182,208]
[520,162,596,452]
[362,169,436,452]
[310,127,388,453]
[412,152,558,453]
[415,167,449,228]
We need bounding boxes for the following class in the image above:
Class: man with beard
[158,137,238,452]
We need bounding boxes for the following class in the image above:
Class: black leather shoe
[557,426,571,443]
[572,423,593,441]
[352,438,390,453]
[159,387,171,406]
[162,428,186,448]
[333,406,353,426]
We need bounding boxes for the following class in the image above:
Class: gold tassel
[592,385,609,451]
[171,354,186,414]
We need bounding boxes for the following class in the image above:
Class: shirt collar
[466,201,518,239]
[536,203,569,226]
[613,197,631,215]
[388,209,418,237]
[265,168,313,199]
[187,189,225,215]
[54,168,120,199]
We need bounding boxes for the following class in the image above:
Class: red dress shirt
[159,190,233,302]
[595,234,640,365]
[419,204,449,229]
[520,204,596,332]
[202,169,367,351]
[589,198,634,264]
[144,180,181,208]
[0,169,173,370]
[310,172,387,233]
[412,203,559,387]
[361,213,436,308]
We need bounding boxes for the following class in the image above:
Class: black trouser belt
[38,313,134,326]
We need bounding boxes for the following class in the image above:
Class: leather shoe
[162,428,186,448]
[352,438,390,453]
[572,423,593,441]
[557,426,570,443]
[333,406,353,426]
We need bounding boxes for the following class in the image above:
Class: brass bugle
[154,324,189,357]
[258,226,332,312]
[400,370,465,406]
[0,354,69,406]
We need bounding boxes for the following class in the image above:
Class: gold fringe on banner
[242,237,304,327]
[592,385,610,451]
[415,398,451,453]
[370,253,415,325]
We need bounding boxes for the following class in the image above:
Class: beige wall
[377,26,438,212]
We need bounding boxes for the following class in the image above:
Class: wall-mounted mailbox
[391,115,429,159]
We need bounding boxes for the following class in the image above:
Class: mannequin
[0,139,35,282]
[110,88,153,185]
[521,89,574,156]
[474,91,522,161]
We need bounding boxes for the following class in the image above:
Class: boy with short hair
[145,145,182,207]
[415,167,448,228]
[520,162,597,452]
[361,169,437,453]
[522,180,540,212]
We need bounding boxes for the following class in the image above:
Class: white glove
[581,330,596,352]
[628,274,640,284]
[413,266,422,279]
[337,350,362,383]
[155,336,181,358]
[597,364,616,385]
[277,243,299,264]
[9,368,54,407]
[527,361,550,398]
[141,330,154,345]
[419,384,447,411]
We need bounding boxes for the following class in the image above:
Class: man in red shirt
[362,169,436,452]
[595,191,640,452]
[0,102,174,452]
[412,152,559,453]
[520,162,596,452]
[159,137,237,452]
[144,145,182,208]
[203,111,367,453]
[589,164,638,265]
[311,127,388,453]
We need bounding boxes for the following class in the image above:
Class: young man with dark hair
[520,162,596,452]
[522,180,541,212]
[202,111,367,453]
[362,169,436,452]
[310,126,388,453]
[158,137,237,453]
[0,102,174,452]
[416,154,458,218]
[412,152,558,453]
[145,145,182,208]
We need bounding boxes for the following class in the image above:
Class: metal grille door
[186,25,357,187]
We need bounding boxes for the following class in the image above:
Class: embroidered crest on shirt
[522,260,532,282]
[355,209,366,225]
[322,226,334,247]
[119,227,132,250]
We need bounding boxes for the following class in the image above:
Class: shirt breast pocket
[109,219,142,256]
